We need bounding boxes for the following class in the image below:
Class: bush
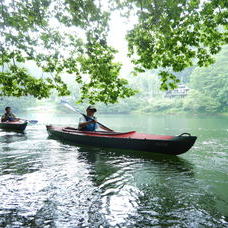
[141,98,182,113]
[183,90,220,113]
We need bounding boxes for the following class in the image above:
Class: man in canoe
[78,105,112,131]
[1,107,20,122]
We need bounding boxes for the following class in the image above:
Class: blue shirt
[78,116,98,131]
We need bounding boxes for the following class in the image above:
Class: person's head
[86,105,97,116]
[5,107,11,113]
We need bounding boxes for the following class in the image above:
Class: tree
[0,0,227,103]
[190,45,228,112]
[124,0,228,89]
[182,89,220,113]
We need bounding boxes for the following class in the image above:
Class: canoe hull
[46,126,197,155]
[0,121,28,131]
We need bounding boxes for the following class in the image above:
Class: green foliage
[0,0,227,103]
[76,41,137,104]
[124,0,228,90]
[141,98,183,113]
[183,89,220,113]
[0,65,69,98]
[0,0,134,103]
[190,45,228,112]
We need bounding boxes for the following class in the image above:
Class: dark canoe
[0,121,28,131]
[46,126,197,155]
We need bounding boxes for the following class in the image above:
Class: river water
[0,111,227,227]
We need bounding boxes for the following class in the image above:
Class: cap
[86,105,97,112]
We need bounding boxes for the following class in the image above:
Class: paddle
[60,100,113,131]
[20,119,38,124]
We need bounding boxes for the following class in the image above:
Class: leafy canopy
[0,0,227,103]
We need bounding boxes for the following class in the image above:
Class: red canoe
[0,121,28,131]
[46,126,197,155]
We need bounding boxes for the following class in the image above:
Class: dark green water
[0,112,227,227]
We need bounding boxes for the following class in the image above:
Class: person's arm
[78,116,96,129]
[12,113,20,121]
[79,119,96,128]
[1,114,7,122]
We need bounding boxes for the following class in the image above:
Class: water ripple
[0,116,228,227]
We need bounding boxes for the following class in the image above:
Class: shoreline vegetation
[1,99,227,117]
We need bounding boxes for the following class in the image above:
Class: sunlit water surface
[0,111,227,227]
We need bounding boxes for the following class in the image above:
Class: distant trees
[190,45,228,112]
[182,89,220,113]
[0,96,37,112]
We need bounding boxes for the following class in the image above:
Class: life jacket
[81,116,97,131]
[1,113,16,122]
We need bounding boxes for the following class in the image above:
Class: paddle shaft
[61,102,113,131]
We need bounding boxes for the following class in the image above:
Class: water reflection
[0,131,27,144]
[75,145,227,227]
[75,145,195,226]
[0,132,44,175]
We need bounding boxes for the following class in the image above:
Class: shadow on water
[48,138,208,226]
[75,146,196,226]
[87,147,227,227]
[54,140,227,227]
[47,136,195,181]
[78,145,195,179]
[76,145,195,188]
[48,135,194,168]
[0,131,27,144]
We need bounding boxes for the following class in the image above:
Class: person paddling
[78,105,111,131]
[1,107,20,122]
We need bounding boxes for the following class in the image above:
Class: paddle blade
[28,120,38,124]
[20,119,38,124]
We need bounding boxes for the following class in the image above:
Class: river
[0,111,227,227]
